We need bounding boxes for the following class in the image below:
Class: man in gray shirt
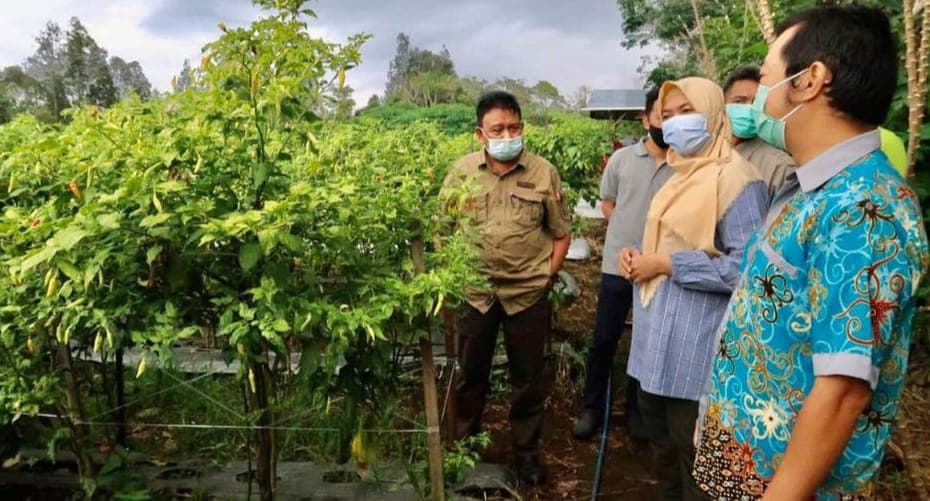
[723,66,797,197]
[572,87,673,440]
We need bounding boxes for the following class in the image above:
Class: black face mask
[648,125,669,150]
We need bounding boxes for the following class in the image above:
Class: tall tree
[459,76,490,104]
[903,0,929,175]
[756,0,777,42]
[615,0,785,82]
[0,86,12,124]
[491,78,535,109]
[401,71,460,107]
[1,66,45,119]
[64,17,117,108]
[532,80,566,112]
[570,85,593,111]
[320,83,356,118]
[385,33,411,97]
[174,59,196,92]
[109,56,152,100]
[23,21,70,121]
[385,33,460,106]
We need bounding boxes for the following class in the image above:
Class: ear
[640,112,649,130]
[475,127,488,146]
[794,61,832,103]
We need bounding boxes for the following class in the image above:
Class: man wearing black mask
[572,86,672,440]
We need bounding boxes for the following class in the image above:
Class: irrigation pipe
[590,370,612,500]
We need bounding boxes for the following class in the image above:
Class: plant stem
[55,330,97,482]
[251,358,276,501]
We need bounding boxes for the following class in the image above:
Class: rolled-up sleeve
[670,180,768,294]
[807,196,922,390]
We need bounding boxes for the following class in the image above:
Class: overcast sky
[0,0,656,104]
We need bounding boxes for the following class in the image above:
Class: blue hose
[590,370,612,500]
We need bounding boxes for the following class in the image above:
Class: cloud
[309,0,654,106]
[139,0,257,36]
[0,0,657,102]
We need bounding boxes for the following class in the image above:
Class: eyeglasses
[480,123,523,139]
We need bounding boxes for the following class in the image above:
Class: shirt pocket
[511,190,544,229]
[758,238,799,279]
[467,191,489,224]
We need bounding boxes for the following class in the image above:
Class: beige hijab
[639,77,760,306]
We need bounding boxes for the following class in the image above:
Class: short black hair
[775,5,897,126]
[476,91,521,126]
[723,66,761,94]
[644,86,660,115]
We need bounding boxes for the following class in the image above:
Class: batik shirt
[693,131,929,500]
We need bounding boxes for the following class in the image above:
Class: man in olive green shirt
[723,66,797,197]
[441,91,571,486]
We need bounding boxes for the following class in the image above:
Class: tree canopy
[0,17,153,124]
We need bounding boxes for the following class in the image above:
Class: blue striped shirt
[627,181,769,400]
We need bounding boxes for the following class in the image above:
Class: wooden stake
[411,235,445,501]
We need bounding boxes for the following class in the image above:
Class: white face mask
[661,113,712,156]
[481,130,523,161]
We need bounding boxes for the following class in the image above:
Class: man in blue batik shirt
[693,5,930,500]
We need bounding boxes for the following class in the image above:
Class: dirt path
[478,396,656,500]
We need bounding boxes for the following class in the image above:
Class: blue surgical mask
[661,113,712,156]
[726,103,756,139]
[482,132,523,161]
[752,69,808,151]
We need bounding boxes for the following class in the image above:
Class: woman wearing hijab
[618,77,770,500]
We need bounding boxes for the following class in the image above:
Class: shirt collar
[794,129,881,192]
[633,137,650,157]
[478,150,526,175]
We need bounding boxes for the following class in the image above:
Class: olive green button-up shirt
[443,150,571,314]
[736,137,796,197]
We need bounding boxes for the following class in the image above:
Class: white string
[35,413,427,434]
[439,359,457,424]
[87,369,222,421]
[160,368,244,420]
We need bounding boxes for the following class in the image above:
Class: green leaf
[252,162,269,187]
[299,344,320,377]
[96,212,122,230]
[18,247,57,273]
[53,226,88,251]
[56,260,82,283]
[239,242,262,272]
[140,213,171,228]
[272,317,290,332]
[146,245,163,265]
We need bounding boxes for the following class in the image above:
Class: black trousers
[637,388,705,501]
[581,273,640,422]
[454,295,550,458]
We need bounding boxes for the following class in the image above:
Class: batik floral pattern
[694,152,929,500]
